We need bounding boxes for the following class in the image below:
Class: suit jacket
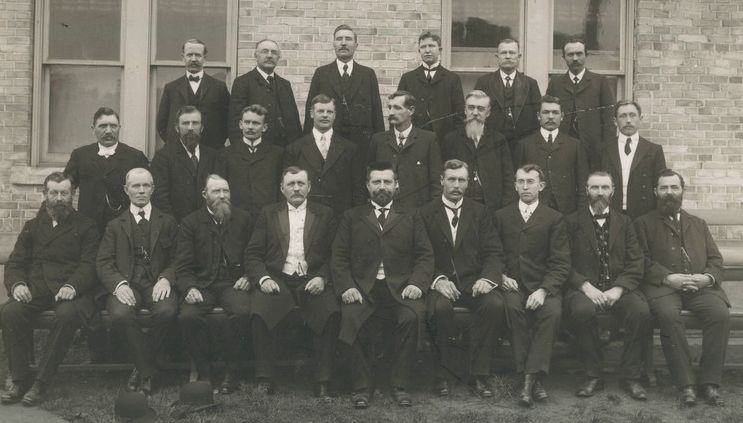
[331,203,434,346]
[565,208,643,292]
[228,69,302,147]
[367,127,443,209]
[216,140,284,217]
[174,206,254,294]
[634,209,727,304]
[5,209,99,305]
[418,198,504,294]
[494,202,570,295]
[156,73,230,149]
[284,132,365,216]
[304,61,385,150]
[441,127,516,210]
[151,141,219,222]
[514,131,589,215]
[600,136,667,219]
[474,70,541,143]
[397,65,464,144]
[246,201,339,333]
[64,142,149,234]
[546,70,616,168]
[96,205,179,295]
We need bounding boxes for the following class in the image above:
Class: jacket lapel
[301,139,325,175]
[490,72,505,109]
[178,76,190,102]
[344,62,363,102]
[512,72,527,123]
[574,71,590,96]
[277,205,290,255]
[453,202,471,250]
[363,205,383,236]
[148,208,163,254]
[607,210,621,251]
[578,209,599,257]
[303,205,317,250]
[629,137,650,175]
[435,203,454,246]
[174,143,196,177]
[382,206,403,234]
[323,135,344,173]
[400,127,419,151]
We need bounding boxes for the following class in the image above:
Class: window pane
[47,66,121,154]
[451,0,521,69]
[48,0,121,61]
[155,0,228,62]
[552,0,622,72]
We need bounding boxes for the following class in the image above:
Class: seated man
[634,169,729,406]
[494,164,570,407]
[332,161,434,409]
[96,168,179,394]
[246,166,340,397]
[1,172,99,406]
[174,174,254,394]
[419,159,505,397]
[564,171,651,400]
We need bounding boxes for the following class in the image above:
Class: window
[31,0,237,166]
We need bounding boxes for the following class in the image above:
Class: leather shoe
[315,382,330,399]
[1,380,28,405]
[434,380,449,397]
[680,385,697,407]
[474,378,493,398]
[576,378,604,397]
[392,388,412,407]
[701,384,724,406]
[256,379,276,395]
[519,374,536,407]
[21,381,45,407]
[126,369,140,392]
[621,379,647,400]
[352,390,370,409]
[220,368,239,394]
[533,380,548,401]
[140,376,153,395]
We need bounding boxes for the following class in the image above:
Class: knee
[431,296,453,318]
[651,303,681,325]
[108,306,135,326]
[702,304,730,326]
[398,308,418,330]
[540,301,562,321]
[625,303,652,325]
[54,303,81,326]
[1,301,26,323]
[569,300,596,323]
[478,292,504,317]
[177,307,201,325]
[151,301,178,323]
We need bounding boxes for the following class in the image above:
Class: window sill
[10,165,64,186]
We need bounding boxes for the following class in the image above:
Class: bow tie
[593,213,610,220]
[188,74,201,82]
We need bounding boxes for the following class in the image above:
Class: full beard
[209,199,232,222]
[465,118,485,141]
[657,194,683,216]
[589,195,610,212]
[46,201,73,222]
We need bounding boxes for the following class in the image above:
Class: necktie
[426,67,438,82]
[446,206,459,228]
[247,143,256,154]
[624,137,632,155]
[138,210,146,222]
[188,74,200,82]
[522,206,532,222]
[137,210,149,230]
[377,207,388,228]
[573,76,580,84]
[505,75,512,88]
[593,212,610,220]
[342,64,350,82]
[267,75,275,90]
[188,146,198,168]
[547,133,553,143]
[398,133,406,150]
[318,134,328,159]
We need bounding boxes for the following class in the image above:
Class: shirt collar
[97,142,118,157]
[243,137,262,148]
[441,195,463,210]
[568,68,586,83]
[422,61,440,70]
[130,202,152,219]
[499,69,516,83]
[255,66,274,82]
[312,127,333,141]
[619,132,640,144]
[371,200,392,210]
[336,59,354,75]
[394,125,413,140]
[288,200,308,212]
[180,142,199,157]
[186,70,204,80]
[519,199,539,211]
[540,127,559,141]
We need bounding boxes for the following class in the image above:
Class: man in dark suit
[285,94,365,216]
[152,106,219,222]
[474,38,541,166]
[441,90,516,211]
[419,159,505,398]
[546,38,616,170]
[64,107,149,236]
[564,171,651,400]
[494,164,570,407]
[367,91,442,209]
[174,175,254,394]
[332,161,434,408]
[397,31,464,144]
[246,167,340,397]
[0,172,99,406]
[228,39,302,147]
[96,168,179,394]
[634,169,729,406]
[217,104,284,217]
[304,25,384,158]
[601,100,666,219]
[513,95,589,215]
[156,38,230,150]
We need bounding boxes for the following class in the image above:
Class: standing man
[441,90,516,211]
[285,94,365,217]
[217,104,284,217]
[634,170,729,406]
[547,38,616,169]
[304,25,384,158]
[246,167,340,397]
[0,172,99,406]
[397,31,464,144]
[175,175,254,394]
[564,171,651,400]
[65,107,149,236]
[228,39,302,147]
[494,164,570,407]
[601,100,666,219]
[151,106,219,222]
[367,91,442,209]
[157,39,230,150]
[474,39,541,166]
[419,160,505,398]
[513,95,589,215]
[96,168,179,394]
[332,161,434,409]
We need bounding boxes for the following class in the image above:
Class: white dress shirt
[313,127,333,159]
[519,199,539,222]
[97,142,119,158]
[130,202,152,223]
[282,201,309,276]
[243,136,262,152]
[372,200,392,280]
[394,125,413,147]
[187,70,204,94]
[500,69,516,87]
[568,68,586,84]
[423,61,440,79]
[590,205,609,227]
[336,59,354,77]
[180,142,200,160]
[618,133,640,210]
[540,127,559,143]
[255,66,275,84]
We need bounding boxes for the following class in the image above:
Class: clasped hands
[664,273,713,293]
[581,282,624,309]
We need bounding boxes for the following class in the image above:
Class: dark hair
[333,24,357,42]
[92,107,120,126]
[182,38,208,55]
[498,38,520,51]
[366,161,397,181]
[540,95,562,110]
[281,166,309,182]
[176,105,201,122]
[441,159,469,177]
[418,31,441,48]
[388,90,416,109]
[43,171,75,192]
[310,94,336,108]
[657,169,685,189]
[240,104,269,121]
[561,38,587,57]
[517,164,546,183]
[587,170,614,187]
[615,100,642,117]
